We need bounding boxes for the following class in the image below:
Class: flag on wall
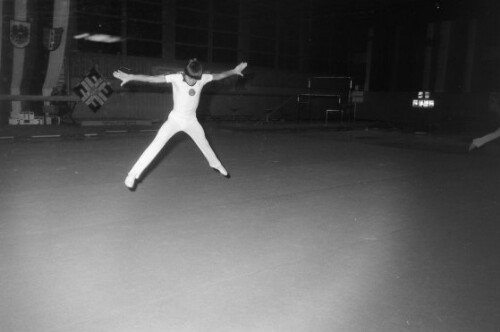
[42,0,70,98]
[73,67,113,112]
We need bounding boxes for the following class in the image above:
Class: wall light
[412,91,435,109]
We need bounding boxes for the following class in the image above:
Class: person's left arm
[211,62,248,81]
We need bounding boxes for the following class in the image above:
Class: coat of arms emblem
[43,27,64,51]
[10,20,31,48]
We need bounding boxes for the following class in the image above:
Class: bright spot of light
[73,33,122,43]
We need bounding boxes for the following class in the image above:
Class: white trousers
[128,113,222,179]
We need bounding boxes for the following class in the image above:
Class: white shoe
[124,174,137,189]
[213,165,230,178]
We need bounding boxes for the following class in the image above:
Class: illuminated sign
[412,91,435,109]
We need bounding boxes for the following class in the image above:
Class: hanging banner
[73,67,114,112]
[42,0,70,98]
[9,1,29,117]
[10,19,31,48]
[43,27,64,51]
[0,0,4,76]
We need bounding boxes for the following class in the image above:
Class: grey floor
[1,128,499,332]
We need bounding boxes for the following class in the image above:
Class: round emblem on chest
[188,88,196,96]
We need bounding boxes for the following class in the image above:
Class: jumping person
[469,126,500,151]
[113,59,248,189]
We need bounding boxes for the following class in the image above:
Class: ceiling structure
[264,0,496,22]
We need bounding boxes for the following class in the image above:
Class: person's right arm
[113,70,165,86]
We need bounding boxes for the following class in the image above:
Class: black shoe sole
[213,168,230,179]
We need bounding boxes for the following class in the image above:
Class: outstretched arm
[211,62,248,81]
[113,70,166,86]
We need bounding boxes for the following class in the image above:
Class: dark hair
[185,58,203,79]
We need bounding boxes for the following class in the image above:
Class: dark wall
[309,0,500,93]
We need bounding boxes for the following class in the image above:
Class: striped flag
[73,67,113,112]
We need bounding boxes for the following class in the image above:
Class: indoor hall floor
[0,128,499,332]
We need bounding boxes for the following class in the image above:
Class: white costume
[127,73,225,180]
